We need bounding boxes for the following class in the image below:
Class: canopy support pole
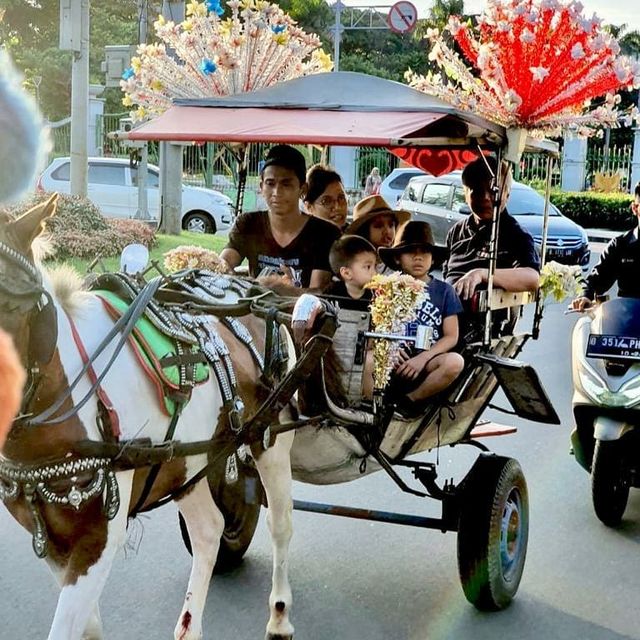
[483,147,502,346]
[231,143,248,216]
[532,153,554,339]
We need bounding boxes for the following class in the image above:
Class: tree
[1,0,137,120]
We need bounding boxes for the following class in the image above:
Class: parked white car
[38,157,234,234]
[379,167,425,205]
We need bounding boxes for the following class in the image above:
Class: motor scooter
[571,297,640,525]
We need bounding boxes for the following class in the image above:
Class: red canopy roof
[128,107,447,147]
[125,73,556,175]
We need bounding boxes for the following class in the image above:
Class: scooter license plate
[586,334,640,360]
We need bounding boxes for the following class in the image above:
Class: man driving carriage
[443,156,540,341]
[444,156,540,300]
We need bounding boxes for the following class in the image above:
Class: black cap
[261,144,307,185]
[461,156,497,188]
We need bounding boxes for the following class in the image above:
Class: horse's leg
[45,558,104,639]
[173,476,225,640]
[82,607,103,640]
[254,429,296,640]
[47,471,134,640]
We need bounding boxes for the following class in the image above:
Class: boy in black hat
[220,144,341,292]
[378,221,464,414]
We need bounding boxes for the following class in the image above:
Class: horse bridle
[0,239,58,362]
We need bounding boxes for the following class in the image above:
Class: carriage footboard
[476,353,560,424]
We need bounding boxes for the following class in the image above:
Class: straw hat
[379,220,447,269]
[344,194,411,236]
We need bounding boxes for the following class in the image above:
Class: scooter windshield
[586,298,640,360]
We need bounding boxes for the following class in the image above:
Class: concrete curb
[586,229,618,243]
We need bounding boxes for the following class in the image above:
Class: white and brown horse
[0,196,301,640]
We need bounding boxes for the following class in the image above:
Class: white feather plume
[0,51,50,204]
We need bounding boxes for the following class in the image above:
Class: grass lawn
[47,231,228,274]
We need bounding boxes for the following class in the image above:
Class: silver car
[398,171,590,269]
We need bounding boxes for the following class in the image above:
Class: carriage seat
[324,304,372,405]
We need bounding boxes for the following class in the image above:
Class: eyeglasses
[317,194,348,209]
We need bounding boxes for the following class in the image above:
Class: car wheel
[183,210,215,234]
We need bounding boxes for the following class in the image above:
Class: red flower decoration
[407,0,640,137]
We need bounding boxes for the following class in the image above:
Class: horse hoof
[265,635,293,640]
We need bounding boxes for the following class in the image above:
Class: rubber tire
[457,454,529,611]
[591,439,629,527]
[183,211,215,234]
[179,456,262,573]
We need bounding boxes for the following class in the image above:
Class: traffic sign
[387,1,418,34]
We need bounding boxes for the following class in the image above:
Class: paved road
[1,243,639,640]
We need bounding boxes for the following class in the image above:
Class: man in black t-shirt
[220,145,340,292]
[443,157,540,300]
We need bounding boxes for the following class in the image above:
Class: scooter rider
[572,182,640,310]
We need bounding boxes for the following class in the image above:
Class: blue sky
[341,1,640,32]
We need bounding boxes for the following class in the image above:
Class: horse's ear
[12,193,58,248]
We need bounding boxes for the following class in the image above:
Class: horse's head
[0,194,58,365]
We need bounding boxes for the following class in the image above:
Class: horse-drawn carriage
[0,72,561,639]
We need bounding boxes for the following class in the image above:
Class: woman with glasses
[304,164,349,230]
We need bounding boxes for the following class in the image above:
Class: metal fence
[585,143,634,192]
[354,147,399,190]
[47,117,72,158]
[518,152,563,189]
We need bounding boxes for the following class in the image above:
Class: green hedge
[549,191,635,231]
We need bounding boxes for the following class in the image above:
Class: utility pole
[158,0,185,234]
[69,0,90,197]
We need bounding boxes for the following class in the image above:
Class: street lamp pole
[332,1,343,72]
[32,75,42,109]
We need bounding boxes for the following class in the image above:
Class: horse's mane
[46,264,92,317]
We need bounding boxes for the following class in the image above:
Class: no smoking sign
[387,1,418,34]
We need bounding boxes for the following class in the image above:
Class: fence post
[631,127,640,192]
[561,135,588,192]
[88,84,105,155]
[204,142,213,189]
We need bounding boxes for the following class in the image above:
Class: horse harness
[0,250,327,559]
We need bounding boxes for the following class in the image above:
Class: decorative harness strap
[23,276,164,427]
[67,313,121,440]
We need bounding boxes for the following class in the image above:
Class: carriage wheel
[179,455,263,573]
[457,454,529,611]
